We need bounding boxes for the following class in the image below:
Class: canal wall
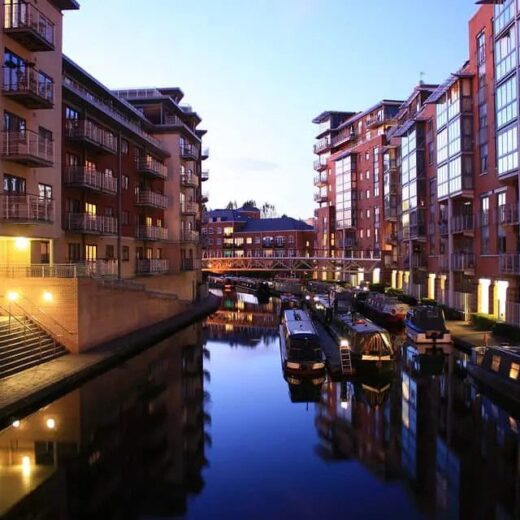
[0,293,220,428]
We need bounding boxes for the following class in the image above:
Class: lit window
[510,362,519,379]
[491,355,501,372]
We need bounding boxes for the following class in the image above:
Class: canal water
[0,292,519,519]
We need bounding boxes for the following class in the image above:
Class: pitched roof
[205,209,250,222]
[236,216,314,233]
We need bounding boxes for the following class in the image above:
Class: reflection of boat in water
[404,306,451,346]
[402,340,445,376]
[328,314,395,374]
[468,346,520,405]
[279,309,325,375]
[285,375,325,403]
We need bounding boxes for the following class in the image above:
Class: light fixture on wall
[7,291,19,302]
[14,237,29,251]
[42,291,53,303]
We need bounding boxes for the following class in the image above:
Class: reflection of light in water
[210,289,223,297]
[340,401,349,410]
[237,300,245,310]
[225,324,234,332]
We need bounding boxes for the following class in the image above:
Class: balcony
[181,202,198,215]
[180,144,198,160]
[410,225,426,240]
[181,230,200,242]
[383,159,398,171]
[64,166,117,195]
[3,66,54,108]
[411,254,427,269]
[498,203,519,226]
[181,258,201,271]
[342,237,357,248]
[366,114,390,129]
[136,225,169,241]
[199,192,209,204]
[201,169,209,182]
[452,214,474,233]
[1,130,53,166]
[385,233,398,245]
[136,258,169,275]
[135,190,168,209]
[3,2,55,51]
[0,193,53,223]
[313,137,331,154]
[181,174,198,188]
[65,120,117,154]
[500,254,520,275]
[314,172,327,187]
[439,221,449,235]
[202,147,209,160]
[331,130,356,147]
[452,253,475,271]
[314,192,328,203]
[135,156,167,179]
[313,157,327,172]
[65,213,117,235]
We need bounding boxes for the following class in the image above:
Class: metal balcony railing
[65,120,117,154]
[1,130,53,166]
[314,193,327,203]
[181,202,198,215]
[498,203,519,225]
[181,174,198,187]
[181,258,201,271]
[2,66,54,108]
[65,213,117,235]
[452,253,475,271]
[0,193,53,222]
[135,190,168,209]
[313,157,327,171]
[499,254,520,275]
[313,137,330,153]
[452,214,474,233]
[201,169,209,181]
[136,258,169,274]
[64,166,117,194]
[136,225,168,241]
[181,230,200,242]
[314,172,327,186]
[3,1,55,51]
[180,144,197,160]
[135,156,167,179]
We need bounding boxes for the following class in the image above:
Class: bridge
[201,250,383,275]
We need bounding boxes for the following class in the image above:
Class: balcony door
[4,0,28,29]
[85,244,97,262]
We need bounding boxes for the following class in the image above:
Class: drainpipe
[117,131,122,280]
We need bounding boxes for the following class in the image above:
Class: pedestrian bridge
[201,250,382,274]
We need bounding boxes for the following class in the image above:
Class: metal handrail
[0,302,29,336]
[16,295,74,336]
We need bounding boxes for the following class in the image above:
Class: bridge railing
[202,250,382,260]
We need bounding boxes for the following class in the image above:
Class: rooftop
[237,216,314,233]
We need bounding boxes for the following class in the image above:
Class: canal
[0,292,519,519]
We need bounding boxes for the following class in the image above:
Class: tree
[242,199,257,209]
[261,202,277,218]
[225,200,237,209]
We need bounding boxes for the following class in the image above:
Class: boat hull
[468,363,520,406]
[405,324,452,346]
[279,325,325,376]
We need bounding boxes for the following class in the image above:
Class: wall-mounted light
[45,418,56,430]
[7,291,18,302]
[12,420,20,428]
[14,237,29,251]
[42,291,53,303]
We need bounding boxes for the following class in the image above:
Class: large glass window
[436,99,448,129]
[497,125,519,175]
[436,128,448,164]
[496,74,518,128]
[494,0,515,36]
[495,27,516,81]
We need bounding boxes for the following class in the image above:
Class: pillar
[428,273,436,300]
[494,280,509,321]
[478,278,491,315]
[357,268,364,286]
[397,270,403,290]
[391,269,397,289]
[372,267,381,284]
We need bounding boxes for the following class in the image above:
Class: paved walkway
[447,320,510,351]
[0,295,220,427]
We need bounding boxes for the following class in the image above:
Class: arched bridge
[201,250,382,274]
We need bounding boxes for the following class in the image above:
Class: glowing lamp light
[14,237,30,251]
[340,339,349,347]
[12,420,20,428]
[42,291,53,303]
[340,401,349,410]
[7,291,18,302]
[46,418,56,430]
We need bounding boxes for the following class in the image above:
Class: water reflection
[0,325,208,519]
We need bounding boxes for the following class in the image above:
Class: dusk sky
[63,1,478,219]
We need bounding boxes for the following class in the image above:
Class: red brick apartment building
[313,1,520,326]
[202,207,315,258]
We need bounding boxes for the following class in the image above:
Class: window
[65,106,79,120]
[38,126,52,143]
[481,195,490,254]
[495,26,516,81]
[121,139,129,154]
[496,75,517,128]
[366,209,370,218]
[38,183,52,200]
[477,31,486,68]
[68,243,81,262]
[121,211,129,225]
[85,244,97,261]
[494,0,515,37]
[3,174,25,193]
[360,229,364,239]
[366,189,370,199]
[85,202,96,216]
[3,110,25,132]
[497,125,518,175]
[510,362,519,379]
[255,236,261,244]
[366,170,370,180]
[491,355,501,373]
[122,246,129,261]
[246,237,252,244]
[480,143,488,174]
[367,229,371,238]
[122,175,129,190]
[106,245,114,259]
[105,207,113,217]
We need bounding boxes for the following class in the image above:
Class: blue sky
[63,0,478,219]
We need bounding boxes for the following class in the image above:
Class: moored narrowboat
[279,309,325,375]
[404,305,451,347]
[468,346,520,404]
[364,293,409,326]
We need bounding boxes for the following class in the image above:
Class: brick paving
[0,295,220,426]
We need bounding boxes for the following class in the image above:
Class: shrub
[492,322,520,343]
[370,282,388,294]
[439,305,464,321]
[420,298,438,306]
[398,294,417,306]
[471,313,497,331]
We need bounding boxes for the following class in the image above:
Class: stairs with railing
[0,306,68,380]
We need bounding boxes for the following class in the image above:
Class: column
[494,280,509,321]
[372,267,381,284]
[397,270,403,290]
[478,278,491,315]
[391,269,397,289]
[428,273,436,300]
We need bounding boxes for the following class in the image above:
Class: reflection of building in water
[205,294,279,346]
[0,325,208,519]
[315,379,398,479]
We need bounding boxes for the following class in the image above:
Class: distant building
[202,209,315,258]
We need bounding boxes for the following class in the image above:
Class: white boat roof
[283,309,317,335]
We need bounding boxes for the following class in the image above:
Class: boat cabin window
[491,355,501,373]
[509,362,520,380]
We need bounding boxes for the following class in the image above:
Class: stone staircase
[0,315,68,380]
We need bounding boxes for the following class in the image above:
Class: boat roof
[336,315,387,334]
[486,345,520,360]
[283,309,317,335]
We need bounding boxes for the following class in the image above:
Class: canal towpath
[0,294,220,428]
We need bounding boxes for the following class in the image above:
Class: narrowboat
[467,346,520,404]
[328,313,395,373]
[404,305,451,347]
[364,293,409,326]
[279,309,325,375]
[310,294,334,323]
